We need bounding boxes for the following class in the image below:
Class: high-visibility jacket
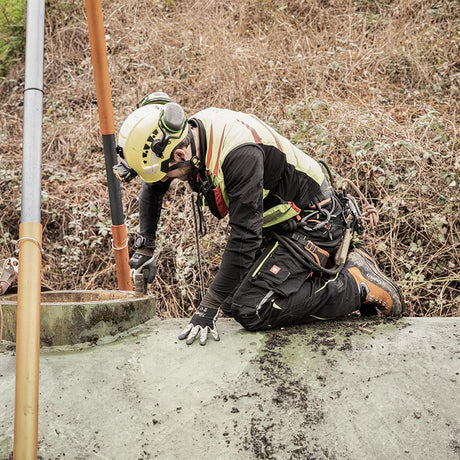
[191,107,327,227]
[139,108,334,301]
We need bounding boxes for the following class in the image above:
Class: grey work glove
[129,248,157,283]
[178,305,221,346]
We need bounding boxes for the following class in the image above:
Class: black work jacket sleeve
[138,179,172,239]
[208,144,264,299]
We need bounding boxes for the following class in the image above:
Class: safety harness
[190,155,378,282]
[185,109,379,293]
[266,161,378,276]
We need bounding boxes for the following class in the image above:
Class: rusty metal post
[85,0,133,291]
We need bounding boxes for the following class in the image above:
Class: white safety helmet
[116,97,188,183]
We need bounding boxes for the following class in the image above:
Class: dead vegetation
[0,0,459,317]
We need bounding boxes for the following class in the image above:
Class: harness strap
[272,232,345,276]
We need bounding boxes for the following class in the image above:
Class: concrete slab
[0,316,459,459]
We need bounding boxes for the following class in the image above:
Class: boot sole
[348,251,406,316]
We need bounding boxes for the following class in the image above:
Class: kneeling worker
[113,93,405,346]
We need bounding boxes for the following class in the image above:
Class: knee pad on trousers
[232,302,270,331]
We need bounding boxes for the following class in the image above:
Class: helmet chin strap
[163,127,201,173]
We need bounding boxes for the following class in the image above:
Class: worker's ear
[173,148,187,162]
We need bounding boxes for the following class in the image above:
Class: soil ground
[0,316,459,459]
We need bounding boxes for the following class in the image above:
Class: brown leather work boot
[345,248,405,316]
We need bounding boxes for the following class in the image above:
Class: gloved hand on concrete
[178,305,221,346]
[129,248,156,283]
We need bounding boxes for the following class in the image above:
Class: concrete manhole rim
[1,289,154,306]
[1,289,156,346]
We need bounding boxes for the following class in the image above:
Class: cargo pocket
[250,241,306,297]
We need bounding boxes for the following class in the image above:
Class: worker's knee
[230,279,274,331]
[231,302,267,331]
[234,313,265,332]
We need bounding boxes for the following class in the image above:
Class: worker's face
[161,144,194,182]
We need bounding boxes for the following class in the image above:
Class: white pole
[21,0,44,222]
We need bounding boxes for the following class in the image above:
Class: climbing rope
[318,160,379,230]
[341,178,379,229]
[191,193,206,300]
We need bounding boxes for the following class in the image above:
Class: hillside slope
[0,0,458,316]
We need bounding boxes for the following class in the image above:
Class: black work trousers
[231,234,361,331]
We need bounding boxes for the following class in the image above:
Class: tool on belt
[266,161,376,277]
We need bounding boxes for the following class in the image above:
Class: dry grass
[0,0,459,317]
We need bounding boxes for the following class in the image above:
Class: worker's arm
[138,179,172,243]
[129,179,172,282]
[179,145,264,345]
[209,144,265,298]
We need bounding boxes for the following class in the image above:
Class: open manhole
[1,290,155,346]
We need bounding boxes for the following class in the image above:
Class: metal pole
[14,0,45,457]
[84,0,132,291]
